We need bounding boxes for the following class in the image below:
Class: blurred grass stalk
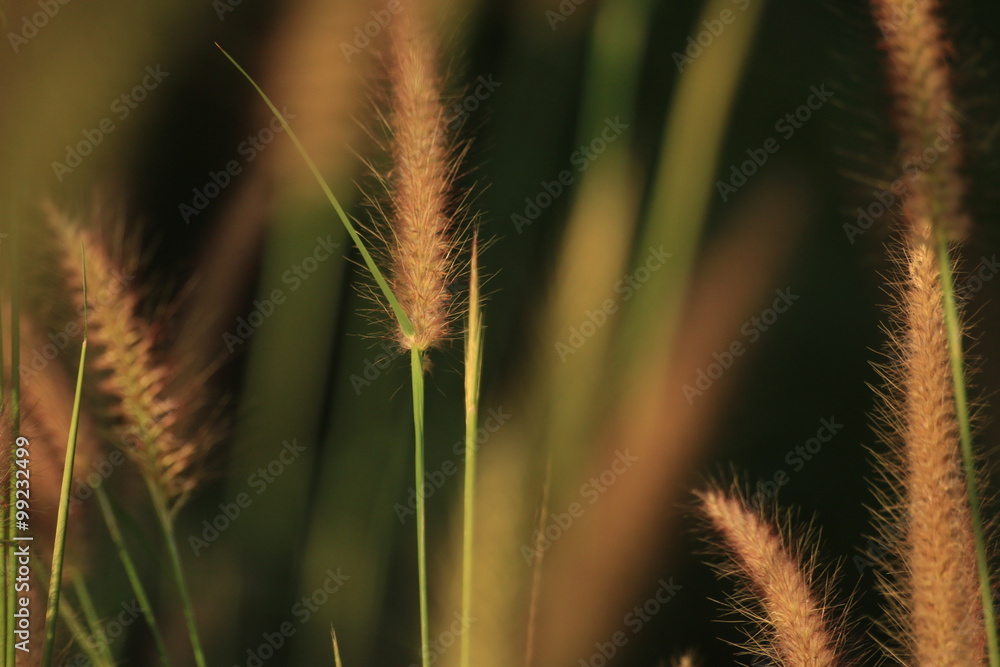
[460,236,484,667]
[94,484,173,666]
[70,570,114,664]
[619,0,764,369]
[30,559,111,667]
[216,40,354,658]
[537,0,655,505]
[527,0,767,661]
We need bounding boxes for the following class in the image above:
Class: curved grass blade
[216,44,413,341]
[42,246,87,667]
[460,234,484,667]
[70,571,114,665]
[95,484,173,666]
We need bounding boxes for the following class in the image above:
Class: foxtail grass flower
[383,4,463,354]
[698,488,845,667]
[869,0,990,663]
[871,0,967,241]
[46,204,208,513]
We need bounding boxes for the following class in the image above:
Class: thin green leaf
[460,234,483,667]
[216,44,413,340]
[42,246,88,667]
[410,346,429,667]
[70,571,114,664]
[935,230,999,666]
[95,485,173,666]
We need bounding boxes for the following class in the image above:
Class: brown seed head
[698,488,845,667]
[384,4,460,352]
[46,204,208,511]
[872,0,967,239]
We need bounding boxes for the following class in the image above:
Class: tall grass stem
[70,571,113,664]
[410,346,429,667]
[935,231,999,666]
[460,237,483,667]
[42,248,87,667]
[332,627,343,667]
[5,217,20,667]
[95,484,173,666]
[30,559,112,667]
[144,475,206,667]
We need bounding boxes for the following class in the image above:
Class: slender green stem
[70,571,114,664]
[459,421,476,667]
[1,230,5,667]
[5,217,19,667]
[144,476,206,667]
[217,44,413,341]
[410,346,429,667]
[42,338,86,667]
[30,559,112,667]
[41,247,89,667]
[95,484,173,667]
[460,238,483,667]
[58,596,113,667]
[935,231,999,666]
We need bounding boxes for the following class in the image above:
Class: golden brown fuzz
[698,489,844,667]
[385,4,460,353]
[47,205,204,511]
[868,1,987,663]
[878,209,986,666]
[871,0,967,239]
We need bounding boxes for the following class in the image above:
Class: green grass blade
[30,559,112,667]
[619,0,764,372]
[144,476,206,667]
[410,346,429,667]
[460,236,483,667]
[60,606,111,667]
[95,485,173,667]
[70,571,114,664]
[42,247,87,667]
[935,231,999,666]
[216,44,413,341]
[57,598,113,667]
[5,216,19,667]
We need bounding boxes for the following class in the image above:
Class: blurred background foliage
[4,0,1000,664]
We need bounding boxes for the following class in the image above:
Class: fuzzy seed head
[385,4,460,352]
[698,489,844,667]
[47,205,207,511]
[871,0,968,239]
[876,208,987,666]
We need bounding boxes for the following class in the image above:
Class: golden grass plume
[45,203,213,512]
[867,0,989,663]
[697,487,846,667]
[381,2,465,354]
